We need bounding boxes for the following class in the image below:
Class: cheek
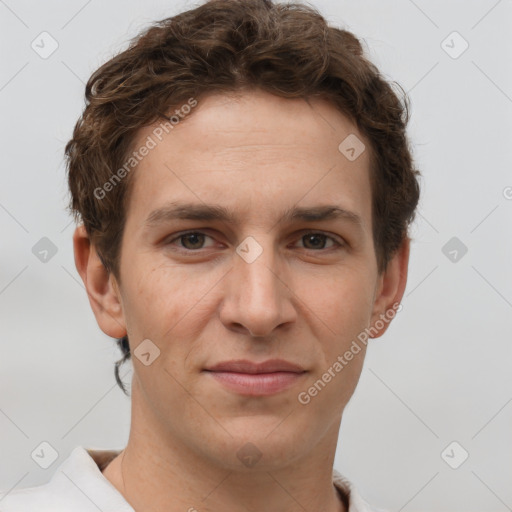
[294,273,372,417]
[299,264,376,333]
[120,256,221,347]
[294,267,376,404]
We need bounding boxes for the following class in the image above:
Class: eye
[293,232,342,251]
[167,231,217,251]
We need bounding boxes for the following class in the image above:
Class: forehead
[124,89,373,229]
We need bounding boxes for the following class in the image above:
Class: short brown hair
[65,0,420,394]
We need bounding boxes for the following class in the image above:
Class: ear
[72,225,127,338]
[369,237,410,338]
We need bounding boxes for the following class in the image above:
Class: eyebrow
[145,201,363,229]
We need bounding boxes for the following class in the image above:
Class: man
[0,0,419,510]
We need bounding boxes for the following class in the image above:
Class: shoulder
[333,469,389,512]
[0,446,131,512]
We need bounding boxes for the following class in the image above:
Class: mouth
[203,359,307,396]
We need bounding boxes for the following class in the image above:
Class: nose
[219,237,297,338]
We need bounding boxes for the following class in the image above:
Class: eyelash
[165,230,344,254]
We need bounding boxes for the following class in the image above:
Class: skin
[73,88,410,512]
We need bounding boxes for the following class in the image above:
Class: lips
[205,359,306,374]
[204,359,306,396]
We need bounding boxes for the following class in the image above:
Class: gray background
[1,0,511,510]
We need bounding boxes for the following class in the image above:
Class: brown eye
[179,232,207,250]
[166,231,217,252]
[297,232,341,250]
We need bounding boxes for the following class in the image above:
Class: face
[81,88,407,470]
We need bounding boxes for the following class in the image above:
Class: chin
[199,417,315,470]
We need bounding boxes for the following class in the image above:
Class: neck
[102,382,347,512]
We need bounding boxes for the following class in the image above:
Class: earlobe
[72,225,127,338]
[369,238,410,339]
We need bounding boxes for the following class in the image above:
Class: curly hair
[65,0,420,395]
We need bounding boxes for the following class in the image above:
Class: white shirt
[0,446,387,512]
